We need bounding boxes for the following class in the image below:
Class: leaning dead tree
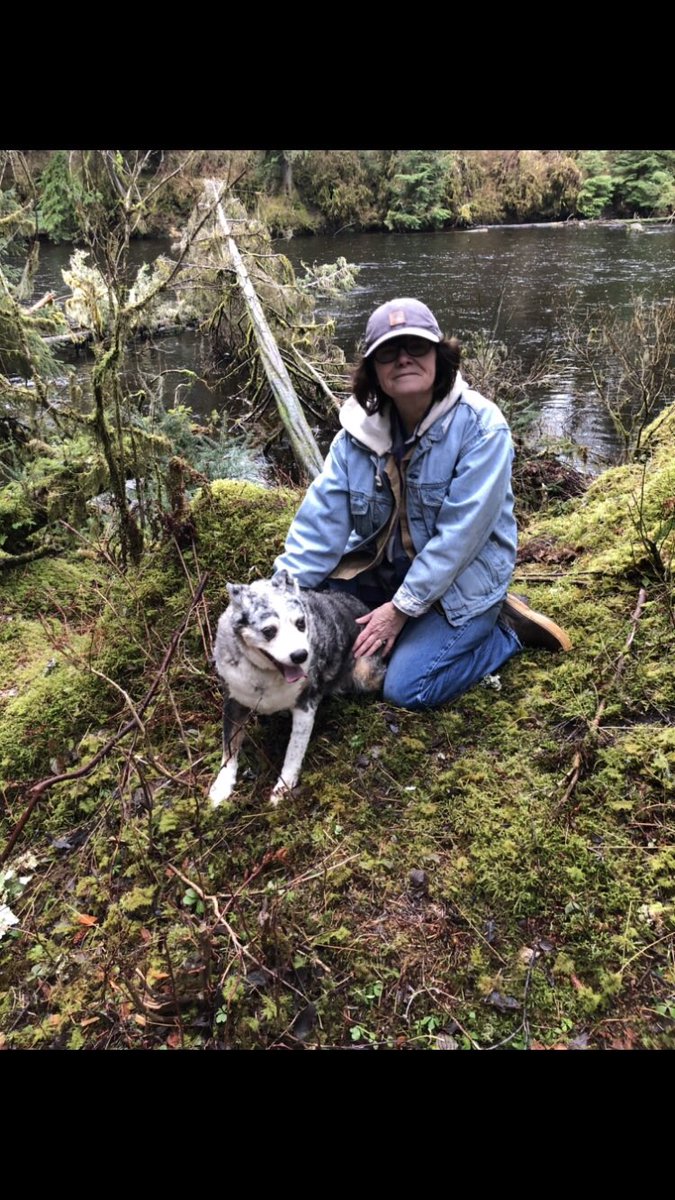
[206,180,324,479]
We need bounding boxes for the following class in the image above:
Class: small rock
[409,869,428,891]
[480,673,502,691]
[485,990,521,1013]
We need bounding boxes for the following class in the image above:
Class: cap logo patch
[388,310,406,327]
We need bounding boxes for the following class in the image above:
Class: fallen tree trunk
[206,179,324,480]
[42,319,195,349]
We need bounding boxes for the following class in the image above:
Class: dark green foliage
[576,150,675,220]
[37,152,81,243]
[611,151,675,216]
[576,175,614,219]
[384,150,455,231]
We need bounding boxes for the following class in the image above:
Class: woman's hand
[353,602,408,658]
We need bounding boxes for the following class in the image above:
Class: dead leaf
[570,974,584,991]
[292,1003,318,1042]
[166,1031,182,1049]
[146,968,170,986]
[610,1029,638,1050]
[76,913,98,926]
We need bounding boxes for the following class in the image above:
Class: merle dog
[209,570,385,807]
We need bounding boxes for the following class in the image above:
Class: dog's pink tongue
[283,664,306,684]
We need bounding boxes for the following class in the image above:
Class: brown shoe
[500,593,572,653]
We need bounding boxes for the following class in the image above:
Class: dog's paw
[209,765,236,807]
[269,779,294,807]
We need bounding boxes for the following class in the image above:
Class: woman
[274,298,570,710]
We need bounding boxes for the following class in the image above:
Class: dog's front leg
[209,697,249,807]
[270,703,317,807]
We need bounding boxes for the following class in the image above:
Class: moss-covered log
[207,181,324,480]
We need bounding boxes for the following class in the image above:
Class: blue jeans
[328,580,521,711]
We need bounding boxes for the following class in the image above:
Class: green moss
[119,885,157,915]
[0,554,103,618]
[0,662,110,787]
[4,414,675,1048]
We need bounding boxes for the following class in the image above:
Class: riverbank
[19,150,675,243]
[2,400,674,1049]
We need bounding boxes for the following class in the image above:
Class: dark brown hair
[351,337,462,413]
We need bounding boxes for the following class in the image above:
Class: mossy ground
[2,433,674,1050]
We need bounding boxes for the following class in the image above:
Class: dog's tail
[351,653,387,693]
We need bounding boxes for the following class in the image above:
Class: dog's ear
[271,569,298,594]
[226,583,243,605]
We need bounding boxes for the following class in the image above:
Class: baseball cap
[363,298,442,357]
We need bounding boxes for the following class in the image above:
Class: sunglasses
[372,336,435,364]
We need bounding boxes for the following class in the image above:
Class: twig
[162,938,185,1048]
[1,574,208,863]
[172,534,212,666]
[165,864,307,1002]
[448,898,508,966]
[289,343,341,411]
[556,586,648,810]
[511,573,595,583]
[59,519,121,574]
[483,950,539,1051]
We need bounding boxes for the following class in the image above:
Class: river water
[31,223,675,468]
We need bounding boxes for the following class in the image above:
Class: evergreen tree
[610,151,675,216]
[37,151,81,242]
[384,151,455,231]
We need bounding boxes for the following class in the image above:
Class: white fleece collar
[339,371,465,455]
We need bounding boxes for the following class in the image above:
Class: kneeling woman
[274,298,570,710]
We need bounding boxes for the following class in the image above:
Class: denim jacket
[274,371,517,626]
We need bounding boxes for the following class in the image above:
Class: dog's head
[225,571,310,683]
